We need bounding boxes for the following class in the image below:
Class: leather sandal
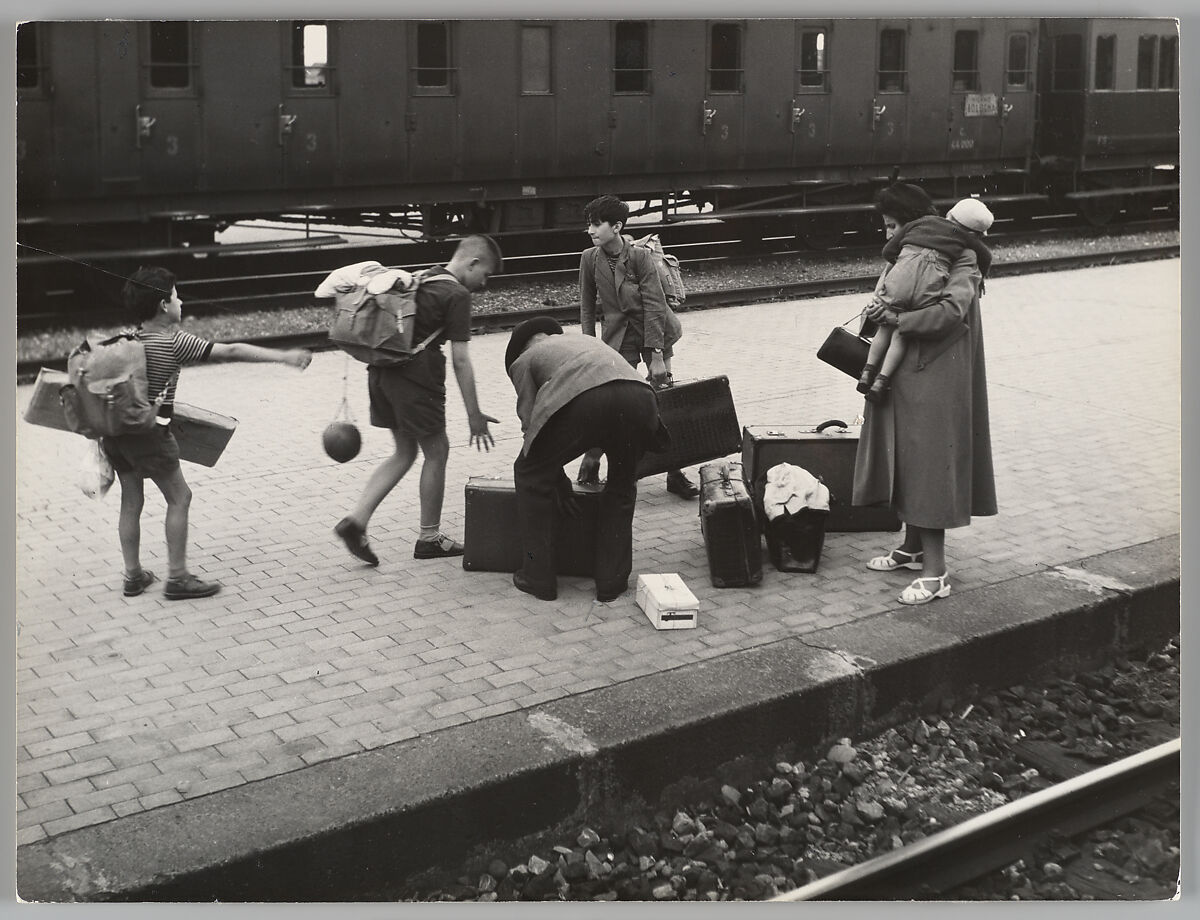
[866,548,923,572]
[898,574,951,606]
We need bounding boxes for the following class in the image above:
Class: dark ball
[322,421,361,463]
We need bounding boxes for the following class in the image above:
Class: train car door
[135,22,202,197]
[871,21,910,169]
[200,21,280,194]
[998,25,1037,162]
[739,20,791,171]
[333,22,407,189]
[512,22,557,182]
[95,22,143,191]
[458,21,519,183]
[702,20,747,174]
[405,20,460,186]
[823,19,876,169]
[607,20,653,178]
[278,21,339,192]
[650,21,707,175]
[16,22,55,203]
[554,22,611,188]
[943,20,994,165]
[789,22,832,169]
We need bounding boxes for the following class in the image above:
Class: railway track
[770,737,1180,901]
[14,242,1178,384]
[15,216,1178,334]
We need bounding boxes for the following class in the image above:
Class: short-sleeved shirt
[136,327,214,417]
[388,266,473,394]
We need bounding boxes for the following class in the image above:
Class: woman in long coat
[852,184,997,605]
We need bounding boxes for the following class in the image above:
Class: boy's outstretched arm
[209,343,312,369]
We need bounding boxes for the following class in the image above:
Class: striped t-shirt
[135,328,214,417]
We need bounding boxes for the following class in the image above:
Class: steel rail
[15,244,1179,384]
[770,737,1180,901]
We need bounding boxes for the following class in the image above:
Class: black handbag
[817,313,873,379]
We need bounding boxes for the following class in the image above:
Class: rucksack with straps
[631,233,687,308]
[60,332,169,438]
[317,260,451,367]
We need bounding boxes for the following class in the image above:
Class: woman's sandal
[866,549,924,572]
[898,574,951,606]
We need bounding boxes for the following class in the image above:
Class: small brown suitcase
[741,422,901,533]
[23,368,238,468]
[635,376,742,478]
[698,460,762,588]
[462,477,604,575]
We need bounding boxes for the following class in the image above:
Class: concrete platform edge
[16,535,1180,903]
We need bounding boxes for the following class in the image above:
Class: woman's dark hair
[874,183,938,225]
[123,266,177,322]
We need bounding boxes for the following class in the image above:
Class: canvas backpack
[317,260,452,367]
[631,233,687,307]
[60,332,168,438]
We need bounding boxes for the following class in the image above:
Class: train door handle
[134,105,156,149]
[871,101,886,131]
[1000,100,1014,124]
[701,100,717,134]
[278,105,298,145]
[789,100,806,133]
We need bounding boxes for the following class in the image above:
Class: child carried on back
[857,197,994,404]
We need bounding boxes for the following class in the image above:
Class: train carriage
[15,17,1178,255]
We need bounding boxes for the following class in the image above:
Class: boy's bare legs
[859,326,893,393]
[865,331,906,404]
[116,470,146,577]
[350,428,419,527]
[147,465,193,580]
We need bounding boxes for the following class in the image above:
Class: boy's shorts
[101,424,182,479]
[367,367,447,437]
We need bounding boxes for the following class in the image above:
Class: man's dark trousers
[514,381,658,595]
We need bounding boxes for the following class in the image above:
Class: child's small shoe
[865,373,891,404]
[856,363,877,395]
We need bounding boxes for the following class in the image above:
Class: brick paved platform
[14,259,1181,899]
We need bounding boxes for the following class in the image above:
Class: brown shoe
[665,471,700,499]
[413,533,465,559]
[163,573,221,600]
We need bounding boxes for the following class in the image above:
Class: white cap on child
[946,198,995,235]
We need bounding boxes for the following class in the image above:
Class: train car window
[521,25,552,94]
[877,28,907,93]
[952,30,979,91]
[614,21,650,94]
[796,28,829,92]
[290,22,330,89]
[414,21,455,94]
[1094,34,1116,91]
[16,22,40,90]
[708,23,743,93]
[147,22,192,90]
[1158,35,1178,89]
[1137,35,1161,89]
[1005,32,1031,90]
[1052,34,1083,91]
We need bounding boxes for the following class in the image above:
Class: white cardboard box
[636,574,699,630]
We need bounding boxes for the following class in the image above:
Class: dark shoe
[665,470,700,499]
[596,581,628,602]
[335,517,379,566]
[514,570,557,601]
[123,569,158,597]
[856,363,878,395]
[414,533,465,559]
[163,573,221,600]
[865,373,891,405]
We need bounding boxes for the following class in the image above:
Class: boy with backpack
[103,266,312,599]
[332,235,503,566]
[577,195,700,499]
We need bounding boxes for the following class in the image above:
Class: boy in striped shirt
[103,266,311,600]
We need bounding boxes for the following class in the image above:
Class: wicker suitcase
[741,422,901,533]
[698,460,762,588]
[462,477,604,575]
[23,367,238,468]
[634,376,742,478]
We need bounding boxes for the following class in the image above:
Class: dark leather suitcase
[635,376,742,478]
[462,477,603,575]
[741,421,901,533]
[698,460,762,588]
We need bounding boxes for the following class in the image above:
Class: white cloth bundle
[762,463,830,520]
